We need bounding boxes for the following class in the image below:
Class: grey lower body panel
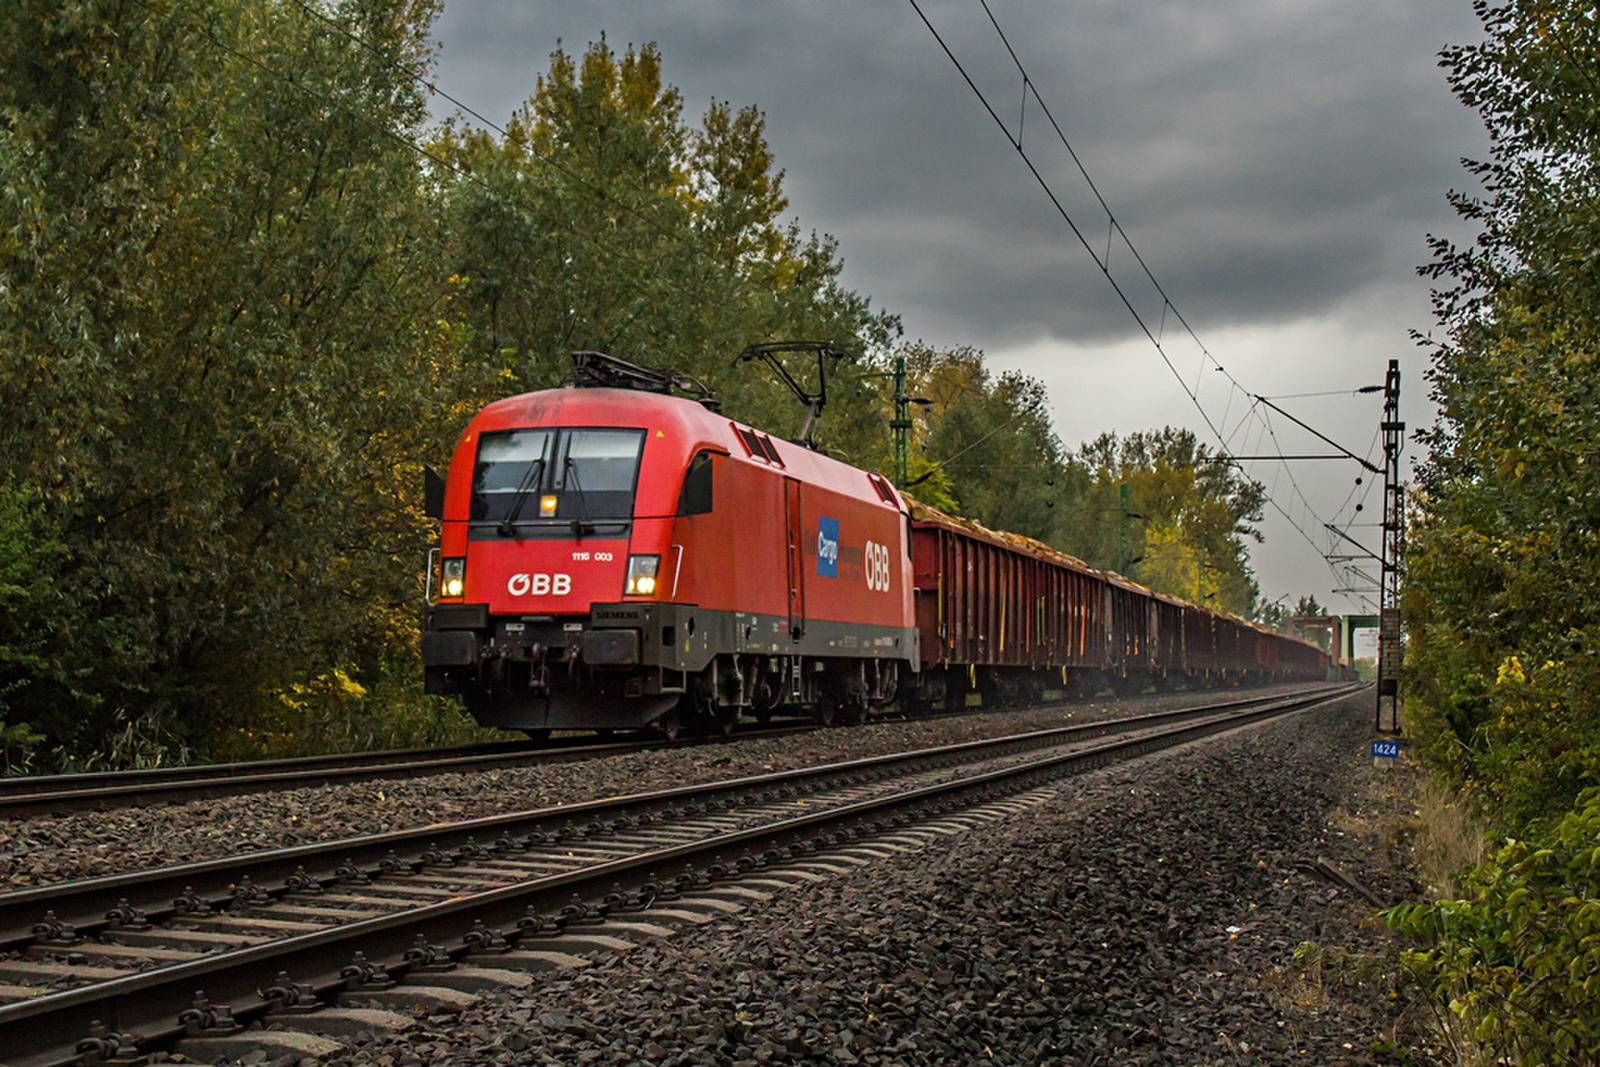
[465,686,682,733]
[423,602,919,733]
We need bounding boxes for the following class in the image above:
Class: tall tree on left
[0,0,466,759]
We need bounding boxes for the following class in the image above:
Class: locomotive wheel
[812,695,837,727]
[522,728,552,745]
[656,710,682,741]
[714,707,739,736]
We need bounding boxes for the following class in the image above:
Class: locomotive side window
[677,450,716,516]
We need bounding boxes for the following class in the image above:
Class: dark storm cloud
[427,1,1488,609]
[429,1,1485,350]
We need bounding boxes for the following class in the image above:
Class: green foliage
[0,721,46,776]
[1406,0,1600,822]
[1295,595,1327,617]
[0,0,473,757]
[1386,787,1600,1065]
[893,345,1267,614]
[48,709,192,774]
[1253,598,1290,632]
[432,39,901,461]
[1075,428,1265,615]
[900,343,1070,543]
[1403,3,1600,1057]
[1411,652,1600,832]
[221,661,508,759]
[0,481,84,736]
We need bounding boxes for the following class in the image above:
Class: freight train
[421,352,1328,738]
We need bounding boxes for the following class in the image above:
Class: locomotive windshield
[471,427,644,534]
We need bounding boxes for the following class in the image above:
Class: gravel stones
[318,691,1433,1065]
[0,686,1307,891]
[6,686,1432,1063]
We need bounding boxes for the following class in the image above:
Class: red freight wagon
[907,499,1112,705]
[905,496,1326,699]
[1151,593,1189,680]
[1105,574,1155,692]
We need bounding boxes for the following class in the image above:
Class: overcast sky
[427,1,1490,632]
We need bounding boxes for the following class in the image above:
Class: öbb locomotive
[421,354,1327,737]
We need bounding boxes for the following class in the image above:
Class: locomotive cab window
[470,427,644,533]
[554,429,646,516]
[677,450,717,516]
[470,429,554,523]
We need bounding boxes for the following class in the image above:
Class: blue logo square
[816,516,839,578]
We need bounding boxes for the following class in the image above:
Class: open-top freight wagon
[903,500,1327,709]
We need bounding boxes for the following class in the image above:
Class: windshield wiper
[497,439,550,536]
[562,454,597,537]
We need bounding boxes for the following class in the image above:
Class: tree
[1405,0,1600,823]
[433,39,901,460]
[0,482,77,770]
[898,344,1072,543]
[1398,6,1600,1056]
[0,0,461,756]
[1075,429,1266,615]
[1294,595,1327,617]
[1253,596,1291,632]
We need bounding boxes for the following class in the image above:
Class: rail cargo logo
[815,516,839,578]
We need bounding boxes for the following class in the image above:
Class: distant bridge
[1287,614,1377,677]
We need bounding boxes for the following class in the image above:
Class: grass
[1407,781,1486,901]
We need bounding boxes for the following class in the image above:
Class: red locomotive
[422,351,1327,737]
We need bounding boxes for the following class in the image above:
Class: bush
[0,480,93,767]
[217,660,508,760]
[1387,787,1600,1065]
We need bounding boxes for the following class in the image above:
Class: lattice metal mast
[1377,359,1404,733]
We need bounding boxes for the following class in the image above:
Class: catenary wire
[911,0,1384,602]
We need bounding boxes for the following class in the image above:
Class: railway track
[0,724,818,818]
[0,685,1328,818]
[0,683,1359,1066]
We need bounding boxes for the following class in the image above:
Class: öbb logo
[816,517,840,578]
[508,573,571,597]
[864,540,892,592]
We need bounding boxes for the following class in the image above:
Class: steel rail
[0,685,1328,817]
[0,685,1358,1067]
[0,683,1354,954]
[0,724,817,817]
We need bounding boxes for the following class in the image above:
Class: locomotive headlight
[624,554,660,596]
[441,556,466,599]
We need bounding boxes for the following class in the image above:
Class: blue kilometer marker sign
[1371,739,1401,759]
